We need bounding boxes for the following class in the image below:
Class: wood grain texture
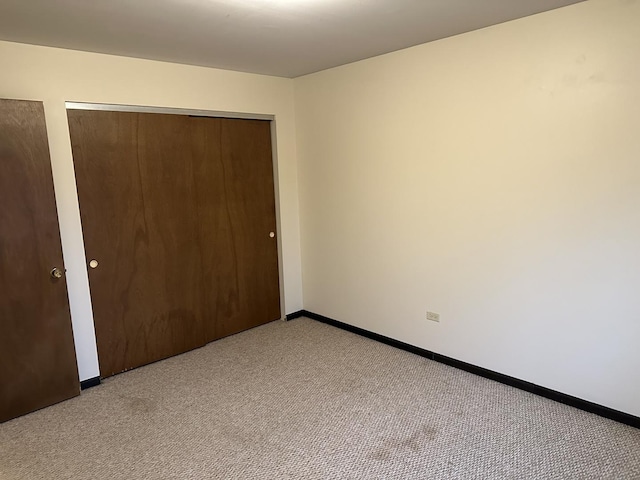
[0,99,79,422]
[69,111,280,377]
[192,117,281,341]
[68,111,206,377]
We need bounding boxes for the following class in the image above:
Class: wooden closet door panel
[189,117,228,340]
[192,117,280,341]
[68,110,205,377]
[0,99,79,422]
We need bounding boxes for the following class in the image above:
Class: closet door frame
[65,101,286,344]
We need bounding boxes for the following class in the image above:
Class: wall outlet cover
[426,311,440,322]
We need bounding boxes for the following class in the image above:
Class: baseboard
[285,310,307,321]
[80,376,101,390]
[294,310,640,430]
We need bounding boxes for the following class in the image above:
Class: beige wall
[0,40,303,381]
[295,0,640,416]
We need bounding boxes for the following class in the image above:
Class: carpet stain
[369,448,393,462]
[122,395,158,414]
[368,424,439,461]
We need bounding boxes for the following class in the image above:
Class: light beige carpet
[1,317,639,479]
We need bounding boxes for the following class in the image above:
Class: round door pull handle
[89,259,99,269]
[50,267,64,279]
[269,232,275,238]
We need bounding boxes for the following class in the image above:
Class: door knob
[89,259,99,269]
[269,232,275,238]
[50,267,64,279]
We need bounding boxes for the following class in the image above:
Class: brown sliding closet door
[68,110,280,378]
[0,99,79,422]
[192,117,281,341]
[68,111,206,377]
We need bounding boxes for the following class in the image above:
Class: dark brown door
[68,110,207,377]
[192,117,281,341]
[0,99,79,423]
[68,110,281,377]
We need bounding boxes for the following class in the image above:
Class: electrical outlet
[426,311,440,322]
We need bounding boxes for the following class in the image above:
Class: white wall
[0,41,304,381]
[294,0,640,416]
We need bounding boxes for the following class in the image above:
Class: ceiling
[0,0,585,78]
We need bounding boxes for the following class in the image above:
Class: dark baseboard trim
[297,310,640,429]
[80,377,101,390]
[285,310,307,321]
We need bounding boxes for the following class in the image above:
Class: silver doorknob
[50,267,64,279]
